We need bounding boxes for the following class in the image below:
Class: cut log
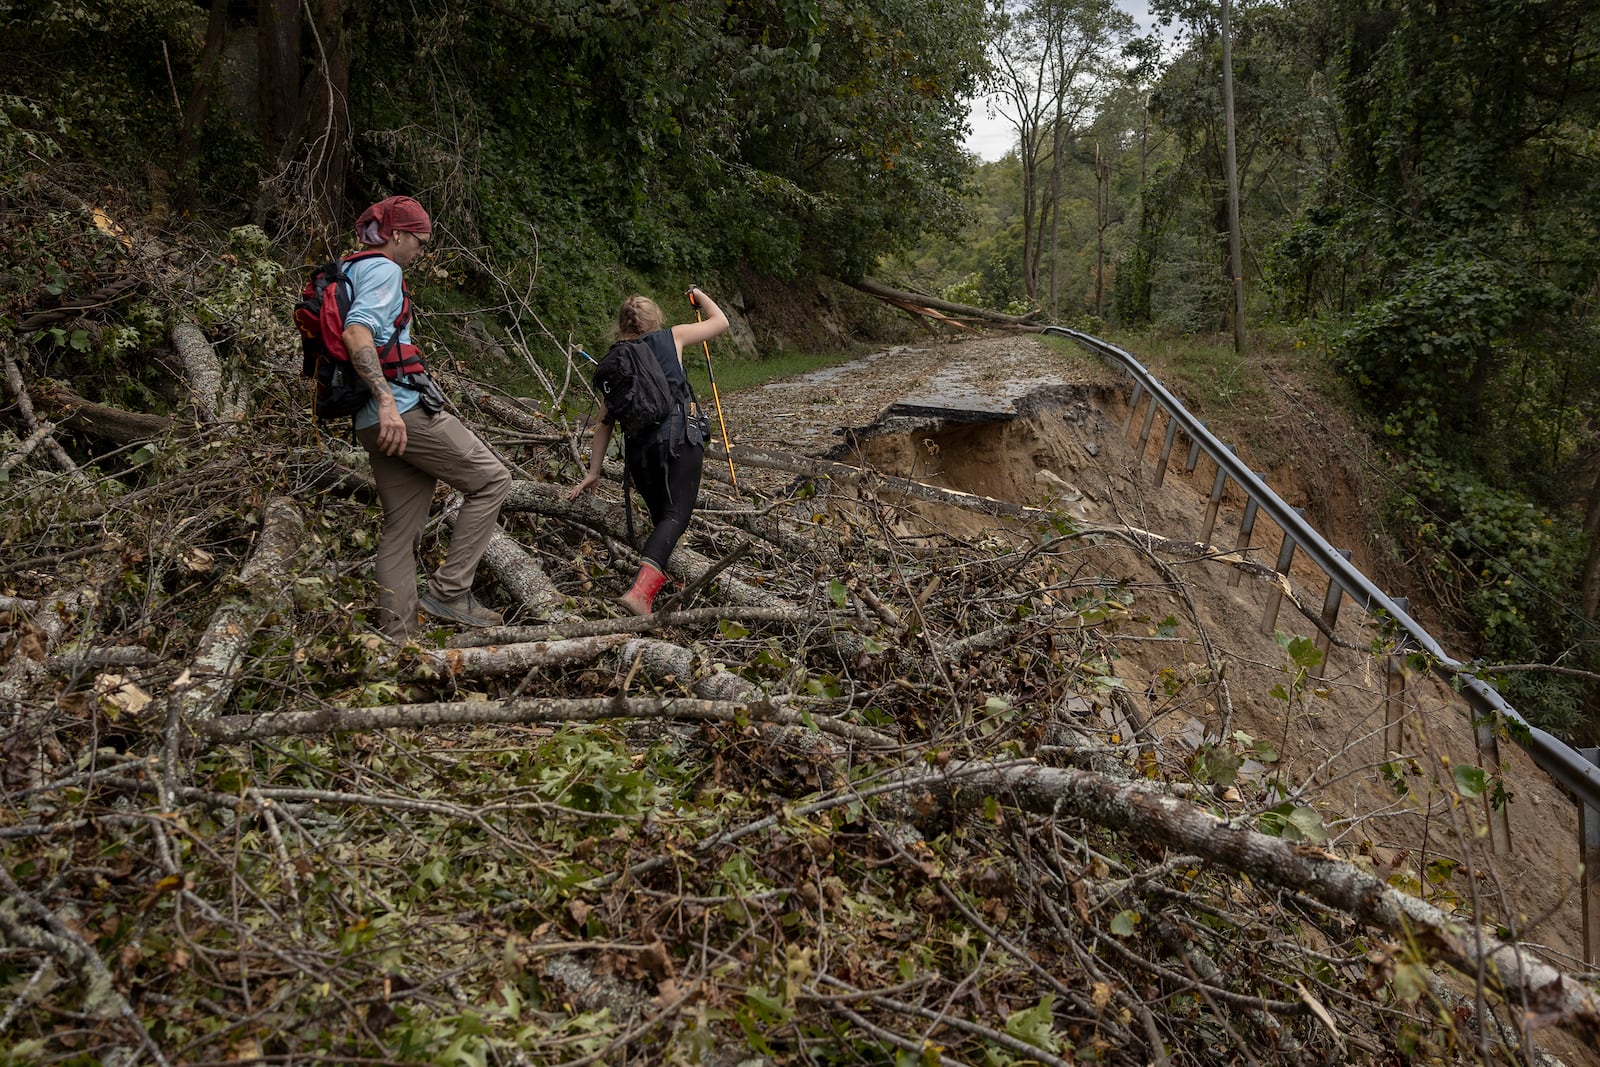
[172,319,241,423]
[166,496,306,734]
[31,380,172,443]
[439,492,573,622]
[419,633,630,681]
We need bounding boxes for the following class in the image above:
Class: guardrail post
[1477,714,1513,854]
[1198,446,1235,546]
[1135,397,1160,463]
[1227,498,1259,588]
[1383,598,1411,756]
[1124,382,1144,433]
[1312,550,1352,679]
[1258,508,1305,636]
[1184,423,1206,475]
[1581,748,1600,965]
[1153,416,1181,487]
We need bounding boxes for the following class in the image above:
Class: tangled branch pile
[3,199,1598,1065]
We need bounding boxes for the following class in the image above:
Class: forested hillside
[889,0,1600,741]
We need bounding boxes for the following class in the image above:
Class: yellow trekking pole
[689,286,738,488]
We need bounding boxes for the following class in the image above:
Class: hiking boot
[418,589,504,628]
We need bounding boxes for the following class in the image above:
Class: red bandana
[355,196,432,246]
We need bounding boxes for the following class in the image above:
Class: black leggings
[626,441,703,570]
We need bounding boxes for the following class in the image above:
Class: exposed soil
[725,331,1594,1064]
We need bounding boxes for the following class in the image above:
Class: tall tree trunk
[1048,35,1067,321]
[1095,142,1107,318]
[306,0,355,248]
[260,0,356,252]
[1048,123,1062,319]
[1020,151,1039,300]
[1219,0,1247,352]
[1579,463,1600,621]
[257,0,301,157]
[174,0,230,213]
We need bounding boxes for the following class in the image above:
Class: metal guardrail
[1046,326,1600,814]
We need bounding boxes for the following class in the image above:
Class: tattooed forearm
[348,341,395,401]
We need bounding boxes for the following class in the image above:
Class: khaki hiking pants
[356,408,510,639]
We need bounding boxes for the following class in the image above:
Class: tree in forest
[1257,0,1600,733]
[985,0,1135,314]
[1134,0,1341,332]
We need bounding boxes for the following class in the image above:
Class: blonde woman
[569,287,729,613]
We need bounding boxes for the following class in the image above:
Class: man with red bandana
[342,195,510,639]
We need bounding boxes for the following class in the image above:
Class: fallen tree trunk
[166,496,306,735]
[614,637,892,767]
[31,380,173,444]
[848,278,1041,326]
[502,479,784,608]
[448,604,816,649]
[418,634,630,681]
[172,319,241,424]
[440,492,573,622]
[899,757,1600,1046]
[202,694,891,747]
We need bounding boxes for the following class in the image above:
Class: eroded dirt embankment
[726,333,1590,1012]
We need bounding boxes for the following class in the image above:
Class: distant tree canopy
[0,0,988,283]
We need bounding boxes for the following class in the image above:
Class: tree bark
[898,757,1600,1044]
[1580,462,1600,620]
[419,634,631,681]
[257,0,301,156]
[202,695,889,748]
[440,493,574,621]
[175,0,230,213]
[172,319,240,424]
[166,497,306,735]
[499,480,783,608]
[449,604,817,649]
[31,380,173,444]
[301,0,356,247]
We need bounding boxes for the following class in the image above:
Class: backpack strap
[336,252,427,380]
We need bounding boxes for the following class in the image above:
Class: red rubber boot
[619,561,667,615]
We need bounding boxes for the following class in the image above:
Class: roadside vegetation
[889,0,1600,741]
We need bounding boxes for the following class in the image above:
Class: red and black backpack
[294,250,426,421]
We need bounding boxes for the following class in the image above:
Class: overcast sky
[962,0,1169,161]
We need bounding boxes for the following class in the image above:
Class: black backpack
[593,337,683,439]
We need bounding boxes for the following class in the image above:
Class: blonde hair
[615,295,665,340]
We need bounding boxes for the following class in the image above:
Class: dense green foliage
[1,0,987,349]
[899,0,1600,736]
